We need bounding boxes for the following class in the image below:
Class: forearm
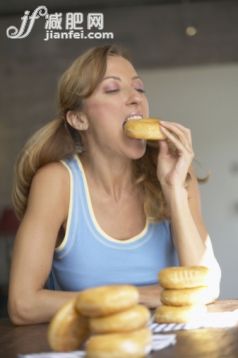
[137,284,162,308]
[169,188,206,265]
[8,288,79,325]
[168,188,220,271]
[9,285,163,325]
[168,187,221,293]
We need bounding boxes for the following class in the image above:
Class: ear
[66,111,89,131]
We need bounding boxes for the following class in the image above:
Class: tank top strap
[54,155,86,256]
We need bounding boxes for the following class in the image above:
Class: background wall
[141,64,238,298]
[0,1,238,305]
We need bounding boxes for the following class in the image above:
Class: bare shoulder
[33,161,69,185]
[31,161,69,198]
[26,161,70,224]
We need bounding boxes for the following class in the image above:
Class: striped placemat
[150,309,238,333]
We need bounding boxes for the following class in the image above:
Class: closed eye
[105,89,120,93]
[136,88,145,93]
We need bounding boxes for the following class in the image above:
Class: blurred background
[0,0,238,317]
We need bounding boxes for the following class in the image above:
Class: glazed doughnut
[48,298,89,352]
[75,285,139,317]
[159,266,210,289]
[89,304,150,334]
[124,118,166,140]
[155,304,207,324]
[85,327,152,358]
[161,286,214,306]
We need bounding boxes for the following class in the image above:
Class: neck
[79,150,136,201]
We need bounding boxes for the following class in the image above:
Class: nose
[126,87,142,106]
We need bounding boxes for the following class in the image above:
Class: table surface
[1,300,238,358]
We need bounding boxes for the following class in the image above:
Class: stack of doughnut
[48,285,152,357]
[155,266,214,324]
[48,297,89,352]
[124,118,166,141]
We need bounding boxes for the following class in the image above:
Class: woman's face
[81,55,149,159]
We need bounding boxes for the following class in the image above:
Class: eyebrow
[102,75,142,82]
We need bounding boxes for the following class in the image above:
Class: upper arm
[9,162,70,295]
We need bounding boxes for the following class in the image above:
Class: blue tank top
[47,155,178,291]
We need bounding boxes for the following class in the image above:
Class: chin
[126,139,146,159]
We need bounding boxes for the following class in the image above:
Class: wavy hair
[12,44,169,221]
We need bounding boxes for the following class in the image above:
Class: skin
[8,55,221,325]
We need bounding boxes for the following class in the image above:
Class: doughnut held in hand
[75,285,139,317]
[89,304,150,334]
[124,118,166,140]
[48,298,89,352]
[159,266,210,289]
[85,327,152,358]
[155,304,207,324]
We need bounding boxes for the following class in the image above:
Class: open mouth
[123,114,143,126]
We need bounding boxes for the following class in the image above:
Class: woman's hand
[137,284,162,308]
[156,121,194,196]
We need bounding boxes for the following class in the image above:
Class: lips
[123,114,143,126]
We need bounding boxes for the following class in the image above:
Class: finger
[160,120,190,133]
[160,121,192,145]
[160,124,193,153]
[160,121,191,144]
[169,122,192,143]
[160,126,194,157]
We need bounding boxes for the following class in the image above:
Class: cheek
[144,98,150,116]
[86,99,119,120]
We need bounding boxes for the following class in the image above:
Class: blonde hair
[12,44,169,222]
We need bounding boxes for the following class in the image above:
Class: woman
[8,44,221,325]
